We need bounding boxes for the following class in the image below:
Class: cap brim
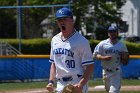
[56,16,72,19]
[108,30,117,32]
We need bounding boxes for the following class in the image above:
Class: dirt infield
[89,85,140,91]
[1,85,140,93]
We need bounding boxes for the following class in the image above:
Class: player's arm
[95,54,112,61]
[93,43,111,61]
[74,40,94,91]
[120,43,129,66]
[120,51,129,66]
[49,63,56,81]
[46,63,56,92]
[75,64,94,89]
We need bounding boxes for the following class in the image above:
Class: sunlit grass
[0,79,139,92]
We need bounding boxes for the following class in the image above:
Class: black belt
[106,68,119,72]
[58,74,82,82]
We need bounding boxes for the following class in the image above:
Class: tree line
[0,0,126,40]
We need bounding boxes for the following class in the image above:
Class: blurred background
[0,0,140,41]
[0,0,140,84]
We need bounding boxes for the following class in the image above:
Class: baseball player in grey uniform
[46,7,94,93]
[93,24,129,93]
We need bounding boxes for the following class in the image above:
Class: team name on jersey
[53,48,74,58]
[105,49,120,55]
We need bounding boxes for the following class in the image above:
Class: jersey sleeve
[121,42,128,52]
[93,42,103,57]
[81,41,94,66]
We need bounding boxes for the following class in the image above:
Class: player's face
[56,17,73,33]
[108,31,118,40]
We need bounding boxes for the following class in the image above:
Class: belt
[106,68,119,72]
[58,74,82,82]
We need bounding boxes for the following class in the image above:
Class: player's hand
[46,83,54,92]
[102,56,112,61]
[74,83,83,93]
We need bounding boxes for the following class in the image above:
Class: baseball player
[93,24,129,93]
[46,7,94,93]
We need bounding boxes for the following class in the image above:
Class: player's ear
[72,16,76,23]
[72,19,74,23]
[108,33,110,37]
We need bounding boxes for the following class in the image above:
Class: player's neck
[61,29,75,41]
[109,38,118,44]
[62,28,75,38]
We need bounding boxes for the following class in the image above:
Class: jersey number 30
[65,60,75,68]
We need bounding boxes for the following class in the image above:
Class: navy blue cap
[108,25,118,32]
[55,7,73,19]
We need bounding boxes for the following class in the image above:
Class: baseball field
[0,79,139,93]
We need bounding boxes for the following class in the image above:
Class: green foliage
[72,0,126,39]
[1,39,140,55]
[0,0,16,5]
[92,0,126,24]
[0,0,126,39]
[94,27,108,40]
[124,41,140,55]
[1,38,51,54]
[90,39,100,52]
[0,8,16,38]
[21,39,51,54]
[90,39,140,55]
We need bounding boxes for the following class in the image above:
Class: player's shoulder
[119,40,126,44]
[72,31,90,46]
[118,40,127,47]
[99,39,109,44]
[75,31,89,41]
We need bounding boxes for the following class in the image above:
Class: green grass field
[0,79,139,92]
[89,91,140,93]
[88,78,140,86]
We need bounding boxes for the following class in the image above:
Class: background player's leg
[103,74,110,92]
[109,72,121,93]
